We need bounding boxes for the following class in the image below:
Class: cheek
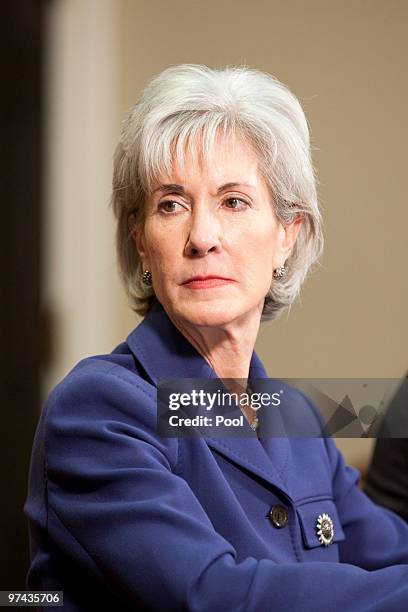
[237,221,277,265]
[234,223,277,293]
[146,238,179,288]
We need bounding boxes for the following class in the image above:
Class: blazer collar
[126,299,292,498]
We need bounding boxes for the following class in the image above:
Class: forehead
[147,131,265,194]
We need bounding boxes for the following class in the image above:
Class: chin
[171,298,249,329]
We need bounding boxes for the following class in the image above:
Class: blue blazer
[25,300,408,611]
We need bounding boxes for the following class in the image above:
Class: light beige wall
[43,0,125,393]
[45,0,407,467]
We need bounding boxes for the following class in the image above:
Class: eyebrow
[152,182,255,196]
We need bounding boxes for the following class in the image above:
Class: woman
[25,64,408,611]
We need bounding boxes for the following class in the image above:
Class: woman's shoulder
[54,338,151,386]
[34,339,180,481]
[43,340,158,437]
[25,338,179,536]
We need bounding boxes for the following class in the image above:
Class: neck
[168,304,263,382]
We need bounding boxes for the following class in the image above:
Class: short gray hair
[111,64,323,321]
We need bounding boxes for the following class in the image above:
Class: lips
[181,275,234,289]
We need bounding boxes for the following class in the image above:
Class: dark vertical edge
[0,0,45,588]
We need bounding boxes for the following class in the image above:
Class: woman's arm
[32,363,408,611]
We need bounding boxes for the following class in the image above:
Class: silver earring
[142,270,152,286]
[273,266,286,279]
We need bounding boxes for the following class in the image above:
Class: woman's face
[134,135,301,328]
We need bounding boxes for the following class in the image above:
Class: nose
[185,208,222,257]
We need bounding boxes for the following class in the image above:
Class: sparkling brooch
[316,513,334,546]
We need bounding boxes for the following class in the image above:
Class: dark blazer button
[269,505,289,528]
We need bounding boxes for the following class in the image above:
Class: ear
[128,214,149,265]
[275,213,303,265]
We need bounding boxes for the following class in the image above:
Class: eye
[157,200,185,214]
[223,197,250,211]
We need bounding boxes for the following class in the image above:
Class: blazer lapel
[126,300,292,498]
[204,356,292,496]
